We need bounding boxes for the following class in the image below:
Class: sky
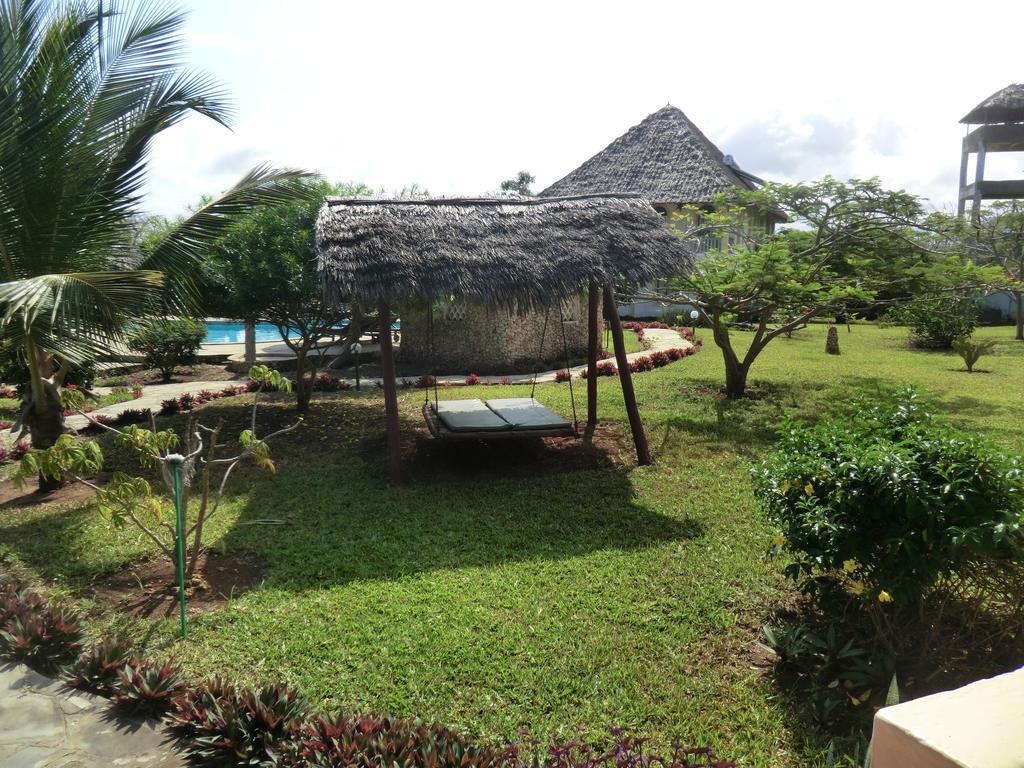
[142,0,1024,217]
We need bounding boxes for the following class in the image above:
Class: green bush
[952,336,996,372]
[888,295,980,349]
[752,389,1024,606]
[128,318,205,382]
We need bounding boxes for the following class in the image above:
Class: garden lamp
[689,309,699,339]
[352,341,362,390]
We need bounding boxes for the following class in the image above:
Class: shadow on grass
[0,394,704,593]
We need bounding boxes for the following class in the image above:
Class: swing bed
[420,304,579,440]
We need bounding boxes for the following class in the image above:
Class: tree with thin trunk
[0,0,310,488]
[642,177,1000,398]
[211,180,351,411]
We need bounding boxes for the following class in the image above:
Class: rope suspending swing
[421,301,579,440]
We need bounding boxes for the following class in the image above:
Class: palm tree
[0,0,309,488]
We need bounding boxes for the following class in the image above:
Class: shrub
[64,639,134,695]
[580,362,617,379]
[665,348,684,362]
[0,384,16,398]
[888,295,981,349]
[752,389,1024,606]
[762,624,890,725]
[554,369,572,383]
[416,374,437,389]
[952,336,997,372]
[598,350,613,360]
[284,713,500,768]
[11,440,28,459]
[112,660,187,716]
[650,351,670,368]
[128,318,206,382]
[500,376,512,386]
[464,373,481,386]
[0,604,84,674]
[629,356,654,373]
[93,414,116,428]
[114,408,152,427]
[314,374,351,391]
[171,681,309,766]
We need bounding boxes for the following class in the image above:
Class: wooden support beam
[603,284,651,466]
[971,140,987,223]
[957,145,969,218]
[584,281,600,443]
[378,300,403,484]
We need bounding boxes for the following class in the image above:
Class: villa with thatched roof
[541,105,779,316]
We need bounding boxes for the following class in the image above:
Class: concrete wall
[400,297,588,373]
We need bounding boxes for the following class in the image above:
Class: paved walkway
[60,328,691,432]
[0,663,182,768]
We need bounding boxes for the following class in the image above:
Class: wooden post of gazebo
[378,300,403,484]
[603,284,651,466]
[584,280,600,443]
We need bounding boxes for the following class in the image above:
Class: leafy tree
[0,0,308,487]
[651,177,998,398]
[211,180,349,410]
[965,201,1024,340]
[500,171,535,197]
[128,318,206,382]
[887,294,981,349]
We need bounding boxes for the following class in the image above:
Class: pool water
[204,321,298,344]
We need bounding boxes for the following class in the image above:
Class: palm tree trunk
[244,320,256,364]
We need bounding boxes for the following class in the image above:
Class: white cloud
[141,0,1024,216]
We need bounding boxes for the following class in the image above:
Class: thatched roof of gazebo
[539,105,765,204]
[316,194,693,306]
[961,84,1024,124]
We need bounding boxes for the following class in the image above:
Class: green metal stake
[167,454,187,640]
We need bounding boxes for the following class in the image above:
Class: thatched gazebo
[316,194,694,483]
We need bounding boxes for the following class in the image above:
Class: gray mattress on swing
[432,398,570,434]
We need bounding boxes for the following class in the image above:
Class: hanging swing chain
[424,303,441,412]
[559,303,579,434]
[530,307,551,400]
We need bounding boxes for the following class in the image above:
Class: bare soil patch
[91,548,264,619]
[389,421,632,482]
[0,473,108,509]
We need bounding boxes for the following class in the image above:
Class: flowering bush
[650,351,670,367]
[314,374,351,391]
[621,321,670,330]
[753,389,1024,606]
[0,442,28,463]
[159,383,255,414]
[580,362,617,379]
[500,376,512,385]
[464,373,481,386]
[554,369,572,383]
[629,356,655,373]
[0,384,16,399]
[114,408,152,427]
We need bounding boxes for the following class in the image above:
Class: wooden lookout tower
[958,83,1024,221]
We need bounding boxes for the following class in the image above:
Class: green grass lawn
[1,324,1021,768]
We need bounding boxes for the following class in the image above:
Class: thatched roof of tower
[316,194,694,306]
[539,105,764,204]
[961,84,1024,124]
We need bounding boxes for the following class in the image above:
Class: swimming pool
[204,321,299,344]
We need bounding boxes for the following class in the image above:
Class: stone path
[0,663,183,768]
[57,328,691,433]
